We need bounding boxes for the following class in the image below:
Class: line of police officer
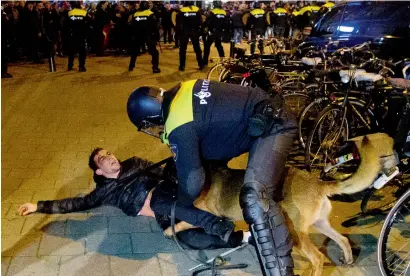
[65,1,334,74]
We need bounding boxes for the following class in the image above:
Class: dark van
[307,1,410,59]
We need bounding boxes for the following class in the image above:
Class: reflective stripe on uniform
[180,6,199,12]
[211,8,226,15]
[163,80,196,145]
[134,10,153,17]
[68,8,87,17]
[250,8,265,16]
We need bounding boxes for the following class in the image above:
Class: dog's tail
[326,135,381,195]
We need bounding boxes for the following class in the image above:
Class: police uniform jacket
[67,8,88,39]
[176,5,202,32]
[131,9,158,39]
[161,80,270,204]
[247,8,266,31]
[205,7,227,35]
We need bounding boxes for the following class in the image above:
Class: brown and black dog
[164,133,395,276]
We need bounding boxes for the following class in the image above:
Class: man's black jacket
[37,157,163,216]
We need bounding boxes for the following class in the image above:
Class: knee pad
[239,185,268,225]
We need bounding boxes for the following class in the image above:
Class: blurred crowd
[1,1,333,77]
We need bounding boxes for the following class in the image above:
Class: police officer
[273,2,289,38]
[176,1,203,71]
[202,1,227,66]
[128,1,160,74]
[247,2,266,55]
[127,80,298,276]
[66,1,88,72]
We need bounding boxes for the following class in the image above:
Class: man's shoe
[68,66,73,71]
[128,67,134,72]
[199,65,205,70]
[210,219,235,243]
[178,66,185,71]
[79,67,86,72]
[1,73,12,78]
[153,68,161,74]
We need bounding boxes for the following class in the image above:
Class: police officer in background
[202,1,227,67]
[176,1,203,71]
[273,2,289,38]
[67,1,88,72]
[128,1,160,74]
[247,2,266,55]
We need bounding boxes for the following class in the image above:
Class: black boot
[79,67,86,72]
[178,65,185,71]
[153,67,161,74]
[207,219,235,243]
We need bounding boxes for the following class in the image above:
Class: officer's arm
[168,125,204,206]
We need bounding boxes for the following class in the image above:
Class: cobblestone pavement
[2,43,386,275]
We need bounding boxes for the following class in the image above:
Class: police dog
[164,133,396,276]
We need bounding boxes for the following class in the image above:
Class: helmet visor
[138,119,164,139]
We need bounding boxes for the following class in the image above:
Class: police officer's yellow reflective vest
[68,8,87,19]
[211,8,226,16]
[133,9,153,20]
[161,80,196,145]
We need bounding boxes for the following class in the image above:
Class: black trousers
[203,33,225,66]
[177,229,243,250]
[174,28,180,47]
[179,31,203,68]
[129,37,159,69]
[95,30,105,56]
[163,26,173,44]
[67,37,86,69]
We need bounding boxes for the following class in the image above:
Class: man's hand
[18,203,37,216]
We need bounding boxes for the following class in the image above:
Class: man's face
[36,3,44,10]
[94,150,121,176]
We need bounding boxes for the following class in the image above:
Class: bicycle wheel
[206,63,224,81]
[305,104,349,172]
[377,189,410,276]
[282,92,312,118]
[298,97,329,149]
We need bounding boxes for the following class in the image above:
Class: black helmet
[139,1,149,11]
[213,1,222,8]
[253,2,261,9]
[127,86,164,137]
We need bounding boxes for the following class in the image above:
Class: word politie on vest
[194,79,211,105]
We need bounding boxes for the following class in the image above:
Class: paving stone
[0,178,22,191]
[1,235,42,257]
[157,252,201,276]
[1,257,11,276]
[19,178,56,190]
[2,204,11,217]
[85,233,132,254]
[2,189,33,204]
[59,254,110,276]
[131,232,179,253]
[88,206,127,217]
[38,234,85,256]
[108,216,152,233]
[54,177,90,189]
[109,254,161,276]
[20,215,66,236]
[65,216,107,236]
[7,256,60,276]
[7,168,42,179]
[1,218,25,235]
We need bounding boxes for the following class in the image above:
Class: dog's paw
[340,256,354,266]
[163,227,173,238]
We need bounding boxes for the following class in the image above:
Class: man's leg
[179,32,188,70]
[214,36,225,58]
[240,106,297,276]
[250,30,256,54]
[147,38,160,72]
[177,229,244,250]
[150,187,234,242]
[190,33,203,69]
[78,39,86,71]
[128,38,140,71]
[202,34,214,66]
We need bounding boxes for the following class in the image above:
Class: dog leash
[170,202,249,276]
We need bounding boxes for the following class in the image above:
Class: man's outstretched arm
[18,189,102,216]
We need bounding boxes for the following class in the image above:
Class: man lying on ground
[18,148,250,249]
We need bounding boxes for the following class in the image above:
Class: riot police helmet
[127,86,165,138]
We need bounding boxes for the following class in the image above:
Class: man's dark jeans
[150,182,224,235]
